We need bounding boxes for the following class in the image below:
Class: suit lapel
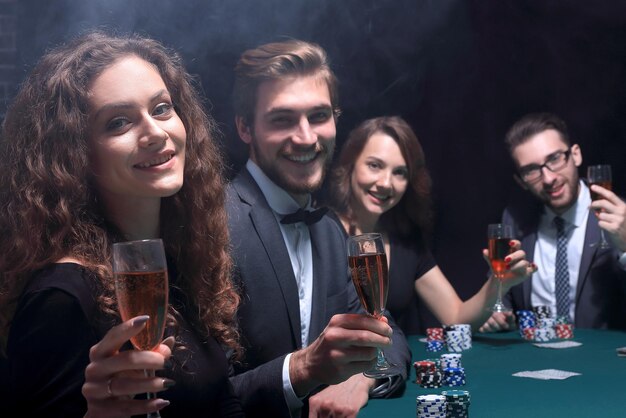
[307,222,329,343]
[575,212,600,305]
[235,171,302,347]
[520,229,537,308]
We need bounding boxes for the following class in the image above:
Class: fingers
[589,184,618,204]
[89,316,150,361]
[85,397,170,418]
[326,314,392,348]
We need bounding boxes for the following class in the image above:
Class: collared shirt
[246,160,313,414]
[531,180,590,321]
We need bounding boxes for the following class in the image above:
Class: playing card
[533,341,582,349]
[512,369,581,380]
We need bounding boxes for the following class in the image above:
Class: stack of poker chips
[517,307,574,341]
[440,353,462,369]
[442,367,466,387]
[516,310,537,340]
[426,327,446,352]
[441,390,471,418]
[444,324,472,352]
[414,360,444,388]
[416,394,447,418]
[555,321,574,339]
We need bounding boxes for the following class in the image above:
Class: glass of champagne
[587,164,612,249]
[487,223,513,312]
[113,239,169,418]
[347,232,395,378]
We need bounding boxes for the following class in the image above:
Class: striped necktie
[553,216,571,320]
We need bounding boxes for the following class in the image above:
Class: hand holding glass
[487,224,513,313]
[113,239,169,418]
[347,232,395,378]
[587,164,612,249]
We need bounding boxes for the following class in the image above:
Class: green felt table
[359,329,626,418]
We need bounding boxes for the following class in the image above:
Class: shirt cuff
[282,353,304,414]
[618,251,626,271]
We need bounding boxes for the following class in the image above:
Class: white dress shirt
[531,180,590,321]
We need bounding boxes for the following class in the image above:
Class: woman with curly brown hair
[0,31,243,417]
[325,116,536,335]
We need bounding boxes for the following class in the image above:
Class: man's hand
[289,314,392,397]
[590,185,626,252]
[307,374,373,418]
[479,312,516,333]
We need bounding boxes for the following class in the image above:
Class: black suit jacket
[503,194,626,329]
[227,168,410,417]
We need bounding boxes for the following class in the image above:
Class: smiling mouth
[135,153,174,168]
[285,151,318,163]
[369,191,391,202]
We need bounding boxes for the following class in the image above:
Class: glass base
[489,302,511,313]
[363,361,397,379]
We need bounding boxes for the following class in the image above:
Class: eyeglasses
[518,149,571,183]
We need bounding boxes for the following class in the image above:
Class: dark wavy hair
[326,116,433,242]
[232,38,340,124]
[0,31,240,357]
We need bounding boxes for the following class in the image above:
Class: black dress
[5,263,244,417]
[385,235,437,335]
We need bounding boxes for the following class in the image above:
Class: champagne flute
[487,223,513,312]
[347,232,395,378]
[113,239,169,418]
[587,164,612,249]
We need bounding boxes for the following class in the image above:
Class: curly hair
[0,31,240,357]
[326,116,433,243]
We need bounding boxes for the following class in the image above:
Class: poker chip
[427,327,445,341]
[418,371,443,388]
[521,327,536,341]
[414,360,438,384]
[440,353,462,369]
[442,367,466,387]
[416,394,447,418]
[534,327,554,342]
[426,340,445,352]
[441,390,471,418]
[533,305,552,320]
[555,323,574,339]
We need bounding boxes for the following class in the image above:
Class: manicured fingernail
[155,399,170,409]
[504,257,512,263]
[505,264,511,270]
[132,315,150,327]
[163,378,176,388]
[163,359,173,370]
[509,241,515,247]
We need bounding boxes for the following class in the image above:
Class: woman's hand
[82,316,174,418]
[483,239,537,290]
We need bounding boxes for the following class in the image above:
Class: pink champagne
[489,237,511,279]
[115,270,168,351]
[590,180,612,202]
[349,253,389,318]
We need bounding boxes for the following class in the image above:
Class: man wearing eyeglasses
[480,112,626,332]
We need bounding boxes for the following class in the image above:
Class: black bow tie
[280,207,328,225]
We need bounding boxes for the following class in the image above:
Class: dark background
[10,0,626,329]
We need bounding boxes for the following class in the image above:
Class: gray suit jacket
[503,195,626,329]
[227,169,410,418]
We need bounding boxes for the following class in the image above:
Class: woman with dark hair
[325,116,536,335]
[0,31,243,417]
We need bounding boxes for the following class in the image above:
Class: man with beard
[225,40,410,418]
[480,112,626,332]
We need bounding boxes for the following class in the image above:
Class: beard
[249,136,335,196]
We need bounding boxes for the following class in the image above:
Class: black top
[383,235,437,336]
[4,263,244,417]
[327,211,436,335]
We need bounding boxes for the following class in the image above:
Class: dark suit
[503,192,626,329]
[227,168,410,418]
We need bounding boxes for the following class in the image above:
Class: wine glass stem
[145,369,162,418]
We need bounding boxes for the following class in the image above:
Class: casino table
[359,329,626,418]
